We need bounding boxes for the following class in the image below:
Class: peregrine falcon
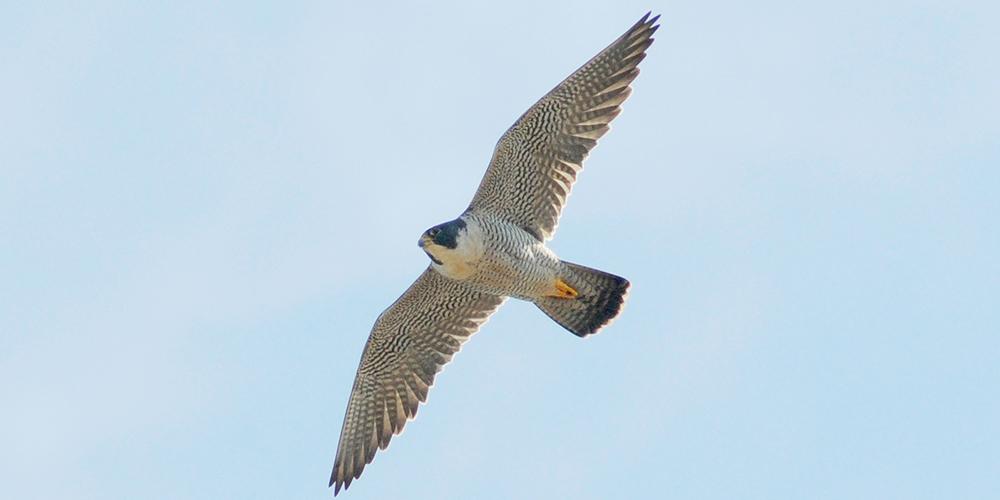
[330,13,659,494]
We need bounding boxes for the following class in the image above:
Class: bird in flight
[330,12,659,494]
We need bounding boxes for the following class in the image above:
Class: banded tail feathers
[535,261,630,337]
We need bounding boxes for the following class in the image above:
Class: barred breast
[462,213,561,300]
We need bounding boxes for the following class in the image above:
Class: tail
[535,261,630,337]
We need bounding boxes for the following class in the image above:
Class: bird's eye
[428,228,440,237]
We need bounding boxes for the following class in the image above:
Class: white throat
[429,219,485,280]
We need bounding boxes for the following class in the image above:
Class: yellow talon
[552,278,579,299]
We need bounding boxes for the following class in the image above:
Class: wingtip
[639,11,661,24]
[632,12,661,37]
[331,468,344,494]
[330,464,350,495]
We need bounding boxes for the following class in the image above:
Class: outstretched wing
[330,267,506,494]
[466,13,659,241]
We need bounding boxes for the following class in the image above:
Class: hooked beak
[418,235,443,264]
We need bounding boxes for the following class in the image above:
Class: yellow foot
[550,278,579,299]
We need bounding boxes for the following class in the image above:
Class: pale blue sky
[2,2,998,499]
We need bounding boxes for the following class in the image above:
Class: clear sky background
[2,1,998,499]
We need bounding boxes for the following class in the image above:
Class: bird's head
[418,217,468,267]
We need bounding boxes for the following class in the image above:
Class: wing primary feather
[330,268,505,494]
[465,12,659,240]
